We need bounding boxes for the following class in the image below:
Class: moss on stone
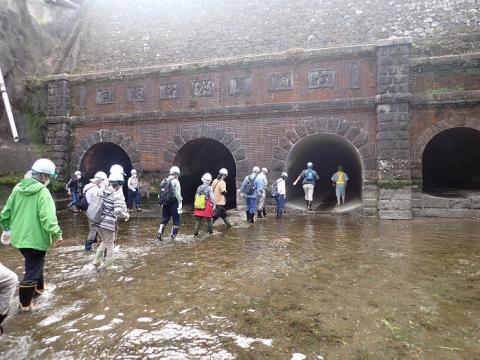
[377,180,412,189]
[0,174,64,193]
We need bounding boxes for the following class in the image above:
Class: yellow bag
[194,193,206,210]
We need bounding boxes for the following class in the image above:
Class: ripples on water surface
[0,210,479,359]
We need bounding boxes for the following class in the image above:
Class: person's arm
[174,180,183,211]
[208,187,216,206]
[331,174,336,187]
[293,171,303,186]
[220,181,227,195]
[314,171,320,180]
[38,189,63,246]
[127,178,135,191]
[0,189,15,231]
[113,192,129,220]
[240,177,247,195]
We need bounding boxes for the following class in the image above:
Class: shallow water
[0,209,479,359]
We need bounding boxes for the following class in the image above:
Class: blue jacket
[240,173,263,198]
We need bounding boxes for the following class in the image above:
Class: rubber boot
[263,208,267,217]
[207,219,213,234]
[250,213,255,224]
[308,201,313,211]
[257,210,263,218]
[105,258,116,271]
[19,281,37,311]
[0,312,7,335]
[245,211,250,222]
[157,224,165,241]
[33,276,45,299]
[93,248,103,268]
[136,204,143,212]
[223,218,232,228]
[171,226,179,240]
[305,200,309,210]
[193,218,200,237]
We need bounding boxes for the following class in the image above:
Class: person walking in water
[211,168,232,229]
[240,166,263,223]
[0,232,17,335]
[82,171,108,252]
[331,165,349,206]
[257,167,269,218]
[272,172,288,218]
[92,172,130,270]
[293,162,319,211]
[0,158,64,311]
[157,166,183,241]
[127,169,143,212]
[65,170,83,212]
[193,173,216,236]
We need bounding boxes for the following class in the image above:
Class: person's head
[31,158,57,186]
[281,172,288,179]
[90,171,108,185]
[74,170,82,179]
[337,165,343,171]
[131,169,137,177]
[307,162,313,169]
[261,167,268,175]
[169,166,180,178]
[252,166,260,174]
[108,172,124,190]
[201,172,212,185]
[219,168,228,179]
[109,164,126,176]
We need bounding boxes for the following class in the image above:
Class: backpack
[158,178,175,205]
[76,194,89,211]
[271,180,279,197]
[194,185,208,210]
[305,169,315,181]
[86,191,104,224]
[245,174,257,195]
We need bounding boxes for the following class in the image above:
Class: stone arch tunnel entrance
[80,142,132,196]
[173,138,237,209]
[285,133,363,210]
[422,127,480,194]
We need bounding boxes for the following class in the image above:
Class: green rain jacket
[0,178,62,251]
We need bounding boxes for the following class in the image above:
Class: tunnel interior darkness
[80,142,132,196]
[285,133,363,209]
[422,127,480,193]
[173,138,237,209]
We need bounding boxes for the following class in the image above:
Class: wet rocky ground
[0,204,479,359]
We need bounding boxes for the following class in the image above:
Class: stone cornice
[410,90,480,107]
[410,52,480,71]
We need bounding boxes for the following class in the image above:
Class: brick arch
[272,118,371,175]
[163,124,247,166]
[411,118,480,179]
[71,129,142,172]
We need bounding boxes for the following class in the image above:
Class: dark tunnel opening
[80,142,132,197]
[173,138,237,209]
[286,133,363,210]
[422,127,480,194]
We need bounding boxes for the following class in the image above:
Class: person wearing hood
[193,173,216,236]
[0,158,64,311]
[82,171,108,252]
[127,169,143,212]
[65,170,83,212]
[256,167,269,218]
[293,162,319,211]
[240,166,263,224]
[211,168,232,229]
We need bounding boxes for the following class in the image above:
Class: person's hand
[293,181,297,186]
[124,213,130,222]
[333,183,335,188]
[67,191,71,196]
[240,192,245,198]
[53,237,64,247]
[177,208,183,215]
[1,230,11,245]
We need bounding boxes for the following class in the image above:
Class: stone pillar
[375,38,413,220]
[46,78,71,179]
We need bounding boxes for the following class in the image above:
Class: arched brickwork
[411,118,480,180]
[163,124,247,167]
[71,129,141,172]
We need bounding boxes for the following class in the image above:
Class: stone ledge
[411,52,480,70]
[410,90,480,107]
[414,208,480,219]
[375,37,412,47]
[379,209,412,220]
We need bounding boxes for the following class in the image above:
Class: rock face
[72,0,480,73]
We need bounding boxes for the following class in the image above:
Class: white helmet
[110,164,125,175]
[108,172,124,183]
[307,162,313,168]
[201,172,212,183]
[261,167,268,174]
[91,171,108,182]
[219,168,228,176]
[252,166,260,173]
[281,172,288,178]
[169,166,180,176]
[131,169,137,174]
[74,170,82,177]
[31,158,56,176]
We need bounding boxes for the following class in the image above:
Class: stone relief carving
[308,69,335,88]
[127,85,145,102]
[193,79,214,97]
[269,73,293,91]
[160,82,179,99]
[350,61,361,89]
[79,86,87,109]
[229,76,253,95]
[96,87,115,104]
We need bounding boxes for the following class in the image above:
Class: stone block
[363,198,377,208]
[286,130,299,144]
[327,119,339,133]
[206,125,217,139]
[421,208,475,219]
[163,151,175,163]
[448,199,472,209]
[173,135,185,149]
[233,147,246,161]
[120,137,132,151]
[472,198,480,209]
[222,133,234,146]
[363,207,377,217]
[228,138,241,153]
[273,146,288,160]
[166,142,178,154]
[392,189,412,200]
[423,195,449,208]
[130,150,141,163]
[411,199,423,209]
[214,128,226,142]
[353,132,368,148]
[315,118,327,132]
[379,209,412,220]
[337,122,349,136]
[345,127,360,142]
[295,124,308,138]
[278,137,292,151]
[378,188,394,200]
[305,119,316,134]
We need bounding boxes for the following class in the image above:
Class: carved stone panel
[127,85,145,102]
[79,86,87,109]
[308,69,335,89]
[193,79,214,97]
[160,82,179,100]
[229,76,253,95]
[269,73,293,91]
[96,87,115,104]
[350,61,361,89]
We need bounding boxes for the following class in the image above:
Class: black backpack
[245,174,257,195]
[76,194,89,211]
[158,178,175,205]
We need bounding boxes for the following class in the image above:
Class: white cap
[219,168,228,176]
[252,166,260,173]
[108,172,124,182]
[74,170,82,176]
[131,169,137,174]
[261,167,268,174]
[201,172,212,183]
[169,166,180,176]
[307,162,313,168]
[91,171,108,182]
[281,172,288,178]
[31,158,56,176]
[110,164,125,175]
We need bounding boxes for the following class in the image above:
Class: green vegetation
[0,173,64,193]
[21,81,48,145]
[377,180,412,189]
